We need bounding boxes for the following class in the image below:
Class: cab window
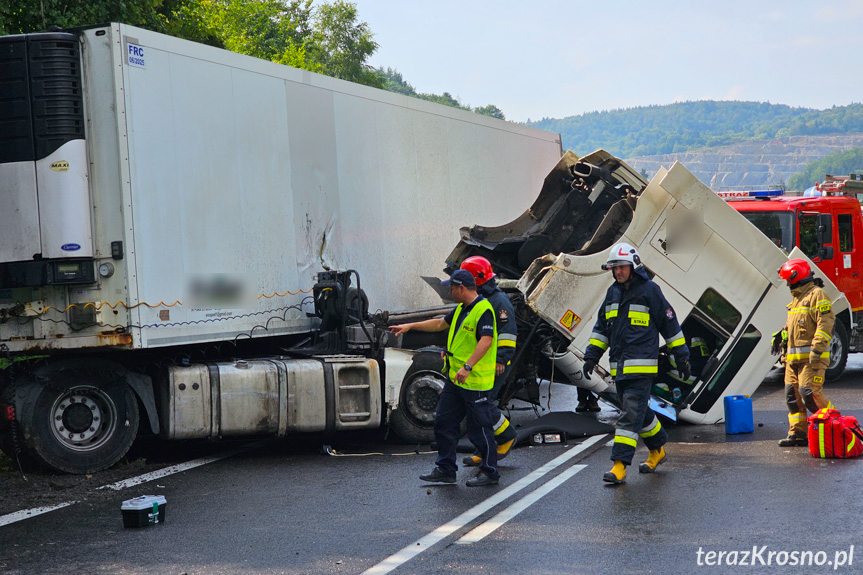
[694,288,741,334]
[838,213,853,252]
[798,214,819,259]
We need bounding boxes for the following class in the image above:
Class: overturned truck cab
[447,150,849,424]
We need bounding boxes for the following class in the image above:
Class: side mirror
[818,245,834,261]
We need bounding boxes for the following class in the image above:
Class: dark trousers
[434,379,499,479]
[611,377,667,465]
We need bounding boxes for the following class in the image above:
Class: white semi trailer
[0,23,562,473]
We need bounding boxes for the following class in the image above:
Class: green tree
[309,0,380,86]
[0,0,166,35]
[474,104,505,120]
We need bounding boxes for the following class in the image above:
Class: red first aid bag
[808,408,863,458]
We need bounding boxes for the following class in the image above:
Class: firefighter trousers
[611,377,667,465]
[784,360,833,436]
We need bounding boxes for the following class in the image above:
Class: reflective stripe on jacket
[447,298,497,390]
[785,282,834,365]
[479,281,517,365]
[584,266,689,381]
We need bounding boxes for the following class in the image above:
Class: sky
[353,0,863,123]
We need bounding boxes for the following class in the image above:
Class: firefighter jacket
[479,279,517,365]
[584,266,690,380]
[785,281,834,366]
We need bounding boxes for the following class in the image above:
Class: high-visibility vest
[447,299,497,390]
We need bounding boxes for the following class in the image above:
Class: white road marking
[0,502,78,528]
[0,442,260,527]
[362,433,608,575]
[456,464,588,544]
[98,443,256,491]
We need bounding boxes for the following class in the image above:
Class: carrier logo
[50,161,69,172]
[61,243,81,252]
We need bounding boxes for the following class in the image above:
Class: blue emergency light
[747,190,784,197]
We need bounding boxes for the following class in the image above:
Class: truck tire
[388,352,446,444]
[22,370,139,474]
[826,320,849,382]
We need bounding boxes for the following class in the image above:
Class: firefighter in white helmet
[583,242,690,485]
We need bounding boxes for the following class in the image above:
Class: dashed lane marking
[362,433,608,575]
[0,442,262,527]
[0,502,78,528]
[456,463,588,544]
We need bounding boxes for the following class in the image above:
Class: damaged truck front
[446,150,849,425]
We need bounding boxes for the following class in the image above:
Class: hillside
[527,101,863,160]
[624,134,863,190]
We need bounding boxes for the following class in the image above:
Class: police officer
[774,258,836,447]
[458,256,519,466]
[390,269,500,486]
[582,242,690,485]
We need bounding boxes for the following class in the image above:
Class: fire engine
[720,175,863,380]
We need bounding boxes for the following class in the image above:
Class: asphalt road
[2,360,862,575]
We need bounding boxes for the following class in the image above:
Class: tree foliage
[528,101,863,159]
[787,148,863,191]
[1,0,380,86]
[374,67,505,119]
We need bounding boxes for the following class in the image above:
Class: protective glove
[809,350,826,366]
[770,330,785,356]
[677,359,691,381]
[582,358,596,379]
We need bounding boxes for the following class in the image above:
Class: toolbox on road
[121,495,167,528]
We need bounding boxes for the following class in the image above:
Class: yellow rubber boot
[602,460,626,485]
[638,446,667,474]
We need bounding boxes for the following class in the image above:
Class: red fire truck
[721,175,863,380]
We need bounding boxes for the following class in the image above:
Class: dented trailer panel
[519,160,848,424]
[0,23,562,352]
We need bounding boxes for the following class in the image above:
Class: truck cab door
[834,210,862,308]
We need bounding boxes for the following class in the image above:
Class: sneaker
[778,435,808,447]
[575,401,590,413]
[463,455,481,467]
[419,467,456,483]
[466,472,499,487]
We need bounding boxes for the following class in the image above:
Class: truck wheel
[388,352,446,444]
[23,371,139,474]
[826,321,849,382]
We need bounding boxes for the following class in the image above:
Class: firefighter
[774,258,836,447]
[457,256,520,467]
[582,242,690,485]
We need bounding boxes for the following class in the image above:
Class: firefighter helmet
[778,259,812,284]
[460,256,496,285]
[602,242,641,270]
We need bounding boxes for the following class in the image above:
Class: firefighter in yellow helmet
[774,258,836,447]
